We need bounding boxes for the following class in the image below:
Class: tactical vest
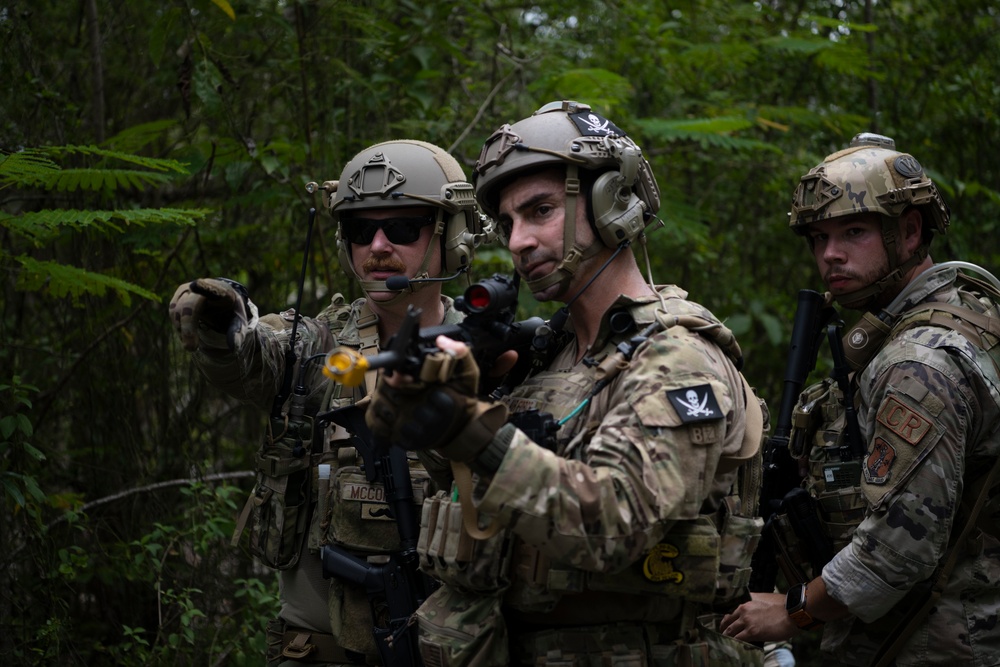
[233,300,436,662]
[415,296,765,618]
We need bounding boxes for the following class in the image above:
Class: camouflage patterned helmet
[311,140,486,296]
[789,132,950,236]
[790,133,951,310]
[472,100,660,295]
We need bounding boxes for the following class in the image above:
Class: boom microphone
[385,268,469,291]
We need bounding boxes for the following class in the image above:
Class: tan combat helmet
[789,132,950,309]
[312,140,485,298]
[472,100,660,295]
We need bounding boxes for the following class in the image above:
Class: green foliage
[0,377,44,510]
[2,208,209,245]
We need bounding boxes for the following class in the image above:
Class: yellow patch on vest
[876,395,932,445]
[642,543,684,583]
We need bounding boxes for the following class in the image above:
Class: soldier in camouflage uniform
[721,133,1000,666]
[365,101,767,666]
[168,140,488,665]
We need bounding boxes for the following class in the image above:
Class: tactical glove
[366,342,509,474]
[168,278,250,352]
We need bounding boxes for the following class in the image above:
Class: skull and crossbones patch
[569,111,626,137]
[666,384,722,424]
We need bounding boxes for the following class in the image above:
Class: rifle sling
[451,460,502,540]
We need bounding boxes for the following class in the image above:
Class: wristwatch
[785,582,824,630]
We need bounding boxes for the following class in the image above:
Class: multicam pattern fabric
[816,267,1000,666]
[193,293,462,661]
[459,285,763,664]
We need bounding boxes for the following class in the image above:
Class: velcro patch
[342,481,387,503]
[690,423,721,445]
[667,384,722,424]
[876,396,932,445]
[863,437,896,485]
[642,543,684,583]
[569,111,626,137]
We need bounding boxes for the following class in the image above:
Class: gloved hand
[168,278,250,352]
[366,337,509,469]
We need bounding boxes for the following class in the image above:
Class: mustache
[825,268,861,282]
[360,257,407,274]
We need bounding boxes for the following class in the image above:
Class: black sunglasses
[340,214,436,245]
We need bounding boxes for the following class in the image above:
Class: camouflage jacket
[194,294,461,651]
[820,267,1000,666]
[475,285,758,623]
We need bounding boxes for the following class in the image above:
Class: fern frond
[755,106,870,132]
[15,256,159,306]
[646,116,755,134]
[637,117,782,153]
[760,36,832,55]
[39,145,191,174]
[102,120,180,153]
[815,44,879,80]
[803,15,877,33]
[1,208,211,244]
[20,168,175,192]
[0,150,61,187]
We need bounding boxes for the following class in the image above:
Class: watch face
[786,583,805,613]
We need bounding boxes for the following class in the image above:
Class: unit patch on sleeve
[876,395,932,445]
[863,437,896,485]
[666,384,722,424]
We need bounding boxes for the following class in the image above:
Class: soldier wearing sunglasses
[168,140,489,666]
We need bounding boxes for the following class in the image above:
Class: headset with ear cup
[589,138,648,247]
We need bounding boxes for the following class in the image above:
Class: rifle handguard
[323,347,369,387]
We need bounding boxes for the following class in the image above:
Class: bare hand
[719,592,799,643]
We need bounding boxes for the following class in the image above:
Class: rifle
[318,405,431,667]
[323,273,545,397]
[749,289,837,593]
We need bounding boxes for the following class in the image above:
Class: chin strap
[524,163,604,295]
[831,214,928,310]
[833,248,927,310]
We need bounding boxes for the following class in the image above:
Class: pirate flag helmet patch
[666,384,722,424]
[568,110,626,138]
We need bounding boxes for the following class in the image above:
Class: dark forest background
[2,1,999,663]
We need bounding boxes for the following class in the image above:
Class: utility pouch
[233,415,314,570]
[714,495,763,603]
[417,490,511,593]
[651,614,762,667]
[414,584,509,667]
[322,462,428,553]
